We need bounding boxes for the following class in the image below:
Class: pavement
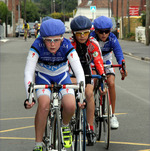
[0,37,150,61]
[119,39,150,62]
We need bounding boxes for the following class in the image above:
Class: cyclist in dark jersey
[70,15,105,146]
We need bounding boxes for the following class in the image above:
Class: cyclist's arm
[22,24,24,29]
[111,37,124,65]
[27,23,30,30]
[67,49,85,89]
[92,46,105,75]
[24,49,39,97]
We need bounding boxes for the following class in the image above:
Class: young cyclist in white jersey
[24,18,85,151]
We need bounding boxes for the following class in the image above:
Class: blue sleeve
[110,33,124,64]
[90,31,96,38]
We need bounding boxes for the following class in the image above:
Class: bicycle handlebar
[104,59,126,80]
[28,81,84,104]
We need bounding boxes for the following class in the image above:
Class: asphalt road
[0,36,150,151]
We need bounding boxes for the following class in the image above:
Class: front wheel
[52,109,62,151]
[103,90,111,149]
[74,107,86,151]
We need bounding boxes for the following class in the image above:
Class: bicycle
[70,89,86,151]
[24,29,28,41]
[93,60,126,149]
[28,81,85,151]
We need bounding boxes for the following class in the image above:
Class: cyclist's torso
[23,23,29,30]
[91,32,124,65]
[70,36,104,76]
[31,36,74,76]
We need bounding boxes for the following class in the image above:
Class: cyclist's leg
[85,84,94,127]
[106,74,115,114]
[34,72,51,149]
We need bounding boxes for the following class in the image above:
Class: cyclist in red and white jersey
[70,15,105,146]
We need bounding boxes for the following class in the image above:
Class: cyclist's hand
[24,99,36,109]
[99,87,107,96]
[120,69,128,80]
[78,102,86,109]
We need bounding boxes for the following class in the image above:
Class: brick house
[75,0,146,19]
[7,0,20,23]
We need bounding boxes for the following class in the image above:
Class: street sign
[90,6,96,12]
[129,6,139,16]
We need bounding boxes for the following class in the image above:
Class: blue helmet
[94,16,113,30]
[40,19,65,37]
[42,16,52,22]
[70,15,92,31]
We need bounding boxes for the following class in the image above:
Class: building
[75,0,146,20]
[75,0,111,21]
[112,0,146,17]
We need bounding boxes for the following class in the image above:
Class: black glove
[24,98,36,109]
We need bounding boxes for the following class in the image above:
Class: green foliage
[0,1,8,23]
[138,11,146,27]
[21,0,40,22]
[50,12,73,22]
[50,12,63,19]
[126,32,135,38]
[37,0,77,16]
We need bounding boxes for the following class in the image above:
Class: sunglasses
[74,30,90,37]
[97,30,110,34]
[43,37,63,43]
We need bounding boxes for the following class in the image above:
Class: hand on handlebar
[99,87,107,96]
[24,98,36,109]
[121,59,128,80]
[120,69,128,80]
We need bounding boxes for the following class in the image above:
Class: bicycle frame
[28,82,84,151]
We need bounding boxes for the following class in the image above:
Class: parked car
[15,24,24,37]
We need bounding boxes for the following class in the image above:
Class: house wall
[7,0,20,23]
[74,7,110,21]
[112,0,146,17]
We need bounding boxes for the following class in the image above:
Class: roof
[78,0,109,8]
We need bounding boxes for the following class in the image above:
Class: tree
[21,1,40,22]
[0,1,8,23]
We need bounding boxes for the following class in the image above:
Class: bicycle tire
[94,88,102,141]
[52,109,62,151]
[43,114,51,151]
[74,107,86,151]
[103,90,110,149]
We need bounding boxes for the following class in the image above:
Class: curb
[123,52,150,62]
[0,38,10,43]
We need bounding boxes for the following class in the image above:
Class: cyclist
[70,15,105,146]
[36,16,52,38]
[34,20,40,38]
[24,18,85,151]
[91,16,128,129]
[22,21,30,40]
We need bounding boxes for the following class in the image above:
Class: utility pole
[108,0,110,17]
[111,0,113,17]
[116,0,118,38]
[145,0,150,45]
[121,0,124,39]
[127,0,130,34]
[24,0,26,21]
[12,0,16,37]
